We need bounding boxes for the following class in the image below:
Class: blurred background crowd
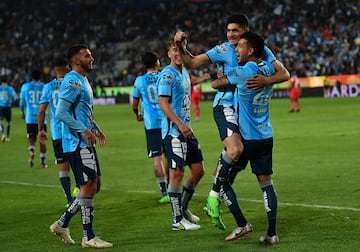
[0,0,359,92]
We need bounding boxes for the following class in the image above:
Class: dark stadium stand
[0,0,359,92]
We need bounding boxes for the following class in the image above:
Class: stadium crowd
[0,0,359,92]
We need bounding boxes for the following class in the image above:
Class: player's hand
[179,123,194,139]
[38,130,48,144]
[136,113,144,122]
[83,129,96,146]
[95,130,106,146]
[216,71,224,79]
[202,73,211,81]
[246,74,268,90]
[21,114,25,120]
[174,31,187,46]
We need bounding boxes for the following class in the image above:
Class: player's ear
[248,47,254,57]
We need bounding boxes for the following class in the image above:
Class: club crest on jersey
[74,81,80,87]
[214,44,227,54]
[220,45,227,52]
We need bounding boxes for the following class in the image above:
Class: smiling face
[80,48,94,72]
[235,38,253,64]
[226,23,248,47]
[74,48,94,74]
[168,42,183,68]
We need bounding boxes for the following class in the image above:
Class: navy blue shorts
[52,139,67,164]
[233,137,273,175]
[163,134,203,169]
[65,146,101,185]
[145,128,163,157]
[26,124,46,138]
[0,106,12,121]
[213,105,239,141]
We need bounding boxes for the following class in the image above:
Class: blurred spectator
[0,0,358,93]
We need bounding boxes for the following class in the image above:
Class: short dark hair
[226,13,249,30]
[0,76,7,83]
[67,44,88,62]
[31,69,41,81]
[240,31,264,58]
[54,56,68,68]
[141,52,159,69]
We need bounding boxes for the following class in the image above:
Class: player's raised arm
[174,31,211,69]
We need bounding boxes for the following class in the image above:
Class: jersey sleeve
[59,76,81,103]
[39,83,50,104]
[263,46,276,63]
[132,77,142,98]
[157,70,173,97]
[206,43,229,66]
[10,86,18,101]
[56,98,87,133]
[19,85,26,114]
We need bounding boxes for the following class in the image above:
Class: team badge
[220,45,227,52]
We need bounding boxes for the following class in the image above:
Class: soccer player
[131,51,169,204]
[20,69,48,168]
[174,13,289,230]
[289,73,301,112]
[158,37,205,231]
[49,44,112,248]
[211,31,279,244]
[0,76,18,142]
[190,73,211,121]
[38,56,79,207]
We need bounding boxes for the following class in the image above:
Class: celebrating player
[211,31,279,244]
[158,37,205,230]
[49,44,112,248]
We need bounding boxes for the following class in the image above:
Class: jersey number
[51,90,60,108]
[29,90,42,103]
[146,85,159,103]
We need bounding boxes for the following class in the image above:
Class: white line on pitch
[1,180,359,212]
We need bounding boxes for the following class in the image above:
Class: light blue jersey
[0,85,17,107]
[56,71,98,152]
[206,42,238,107]
[157,65,191,139]
[19,81,46,124]
[39,79,63,140]
[132,72,161,129]
[227,61,275,140]
[207,42,277,108]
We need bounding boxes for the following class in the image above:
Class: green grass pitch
[0,97,359,251]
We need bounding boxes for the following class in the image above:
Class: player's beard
[81,61,94,73]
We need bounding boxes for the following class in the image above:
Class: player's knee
[227,144,243,160]
[197,167,205,178]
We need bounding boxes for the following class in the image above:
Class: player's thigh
[66,146,100,185]
[145,128,163,157]
[213,105,239,141]
[186,137,204,165]
[52,139,67,164]
[247,138,273,175]
[163,135,186,169]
